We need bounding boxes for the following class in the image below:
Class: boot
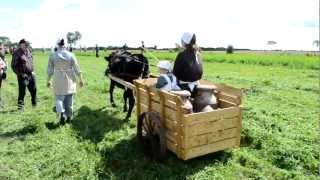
[66,117,71,124]
[18,100,24,111]
[59,113,66,126]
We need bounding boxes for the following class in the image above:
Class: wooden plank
[182,138,238,160]
[140,103,148,114]
[200,80,242,97]
[166,130,177,144]
[217,92,241,105]
[134,78,157,87]
[139,90,178,110]
[186,117,239,137]
[219,99,236,108]
[164,119,177,131]
[236,110,242,147]
[184,107,240,126]
[182,128,238,149]
[167,140,178,154]
[135,81,141,120]
[109,74,135,90]
[175,96,184,159]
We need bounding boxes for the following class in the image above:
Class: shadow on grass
[45,122,60,130]
[71,105,125,144]
[0,124,37,140]
[96,136,232,179]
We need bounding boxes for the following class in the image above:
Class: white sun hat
[157,60,173,72]
[181,32,194,45]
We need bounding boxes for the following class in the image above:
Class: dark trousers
[17,74,37,106]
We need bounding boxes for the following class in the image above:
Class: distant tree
[0,36,11,45]
[226,45,234,54]
[267,40,277,45]
[67,31,82,49]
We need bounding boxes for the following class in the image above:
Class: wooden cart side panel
[185,117,239,137]
[182,127,238,149]
[182,138,238,160]
[184,107,240,126]
[138,89,178,110]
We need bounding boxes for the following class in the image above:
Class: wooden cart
[109,75,242,160]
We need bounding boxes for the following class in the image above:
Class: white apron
[53,60,77,95]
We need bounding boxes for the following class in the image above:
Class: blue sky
[0,0,318,50]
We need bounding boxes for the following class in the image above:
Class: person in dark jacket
[173,32,203,96]
[11,39,37,110]
[95,44,99,58]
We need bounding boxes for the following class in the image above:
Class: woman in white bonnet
[47,38,84,125]
[173,32,203,97]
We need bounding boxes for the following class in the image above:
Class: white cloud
[0,0,318,50]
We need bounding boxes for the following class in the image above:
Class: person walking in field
[47,39,84,125]
[173,32,203,97]
[95,44,99,58]
[0,55,7,108]
[11,39,37,110]
[0,43,7,89]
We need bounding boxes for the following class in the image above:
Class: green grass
[144,51,320,70]
[0,51,318,179]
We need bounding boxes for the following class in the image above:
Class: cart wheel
[137,112,166,161]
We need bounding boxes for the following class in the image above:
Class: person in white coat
[47,39,84,125]
[155,60,180,91]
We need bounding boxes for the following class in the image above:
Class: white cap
[157,60,173,72]
[181,32,194,45]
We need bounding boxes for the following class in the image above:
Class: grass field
[0,51,319,179]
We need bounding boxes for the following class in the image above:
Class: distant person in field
[0,43,7,85]
[95,44,99,58]
[173,32,203,96]
[47,39,84,125]
[156,60,180,91]
[11,39,37,110]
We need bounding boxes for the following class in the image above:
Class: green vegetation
[144,51,319,70]
[0,51,318,179]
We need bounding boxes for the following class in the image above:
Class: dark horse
[105,50,149,120]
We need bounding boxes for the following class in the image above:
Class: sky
[0,0,319,50]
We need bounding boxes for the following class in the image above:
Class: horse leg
[109,80,117,107]
[125,90,135,120]
[123,90,128,112]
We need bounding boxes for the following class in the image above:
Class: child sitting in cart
[156,60,180,91]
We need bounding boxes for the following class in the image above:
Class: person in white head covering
[155,60,180,91]
[173,32,203,96]
[47,38,84,125]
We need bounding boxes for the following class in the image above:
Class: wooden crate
[134,78,242,160]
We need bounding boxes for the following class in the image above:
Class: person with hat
[173,32,203,96]
[156,60,180,91]
[47,38,84,125]
[11,39,37,110]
